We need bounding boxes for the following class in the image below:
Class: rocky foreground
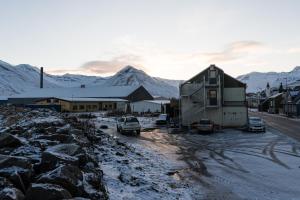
[0,107,109,200]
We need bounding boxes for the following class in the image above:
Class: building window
[208,90,217,106]
[92,105,97,109]
[46,99,51,103]
[87,105,91,109]
[209,70,217,84]
[54,99,59,103]
[73,105,78,110]
[79,105,85,110]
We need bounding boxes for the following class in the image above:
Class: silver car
[116,116,141,135]
[248,117,266,132]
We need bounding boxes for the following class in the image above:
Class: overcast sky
[0,0,300,79]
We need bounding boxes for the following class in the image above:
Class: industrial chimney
[40,67,43,88]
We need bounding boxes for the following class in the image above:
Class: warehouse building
[8,85,153,105]
[130,100,170,113]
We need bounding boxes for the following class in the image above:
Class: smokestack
[40,67,43,89]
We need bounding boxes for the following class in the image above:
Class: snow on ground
[91,115,203,199]
[89,113,300,200]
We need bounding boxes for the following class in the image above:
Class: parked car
[155,114,168,125]
[116,116,141,135]
[248,117,266,132]
[196,119,214,133]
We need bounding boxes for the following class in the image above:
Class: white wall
[131,101,163,113]
[223,88,245,101]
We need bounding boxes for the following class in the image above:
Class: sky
[0,0,300,80]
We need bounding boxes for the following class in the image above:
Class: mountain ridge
[0,61,181,98]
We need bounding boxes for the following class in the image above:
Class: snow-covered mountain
[0,60,180,98]
[0,60,107,96]
[104,66,180,97]
[237,66,300,93]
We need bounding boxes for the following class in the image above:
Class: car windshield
[250,118,262,123]
[126,117,139,123]
[200,120,211,124]
[118,118,124,122]
[158,114,167,120]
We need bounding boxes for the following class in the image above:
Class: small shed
[130,100,170,114]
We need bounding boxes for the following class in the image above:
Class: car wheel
[136,130,140,135]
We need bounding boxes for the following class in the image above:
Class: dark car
[196,119,214,133]
[155,114,168,125]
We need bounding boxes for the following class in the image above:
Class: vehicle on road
[117,116,141,135]
[196,119,214,133]
[155,114,168,125]
[248,117,266,132]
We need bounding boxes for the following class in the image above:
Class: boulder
[35,134,74,143]
[0,155,32,170]
[0,187,25,200]
[0,156,33,192]
[40,144,81,171]
[25,183,72,200]
[56,124,71,134]
[118,172,147,187]
[83,172,108,200]
[0,133,22,148]
[37,165,84,197]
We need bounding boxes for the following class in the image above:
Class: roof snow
[11,85,141,99]
[57,97,128,102]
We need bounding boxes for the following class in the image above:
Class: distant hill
[0,60,181,98]
[237,66,300,92]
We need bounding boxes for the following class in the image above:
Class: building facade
[35,97,128,112]
[180,65,247,128]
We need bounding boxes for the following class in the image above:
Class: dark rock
[29,139,59,150]
[116,151,125,157]
[0,155,32,170]
[56,124,71,134]
[83,172,107,200]
[0,156,33,192]
[69,129,82,135]
[40,144,81,171]
[25,183,72,200]
[37,165,84,197]
[118,172,146,187]
[9,126,25,135]
[99,125,108,129]
[35,134,74,143]
[0,133,22,148]
[0,187,25,200]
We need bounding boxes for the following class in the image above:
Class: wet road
[98,117,300,199]
[250,111,300,142]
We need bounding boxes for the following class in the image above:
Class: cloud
[288,48,300,54]
[80,54,145,74]
[193,41,265,63]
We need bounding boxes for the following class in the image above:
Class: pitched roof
[182,64,246,87]
[11,85,141,99]
[58,97,128,102]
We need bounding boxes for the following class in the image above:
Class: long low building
[34,97,128,112]
[8,85,153,105]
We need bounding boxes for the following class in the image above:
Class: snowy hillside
[237,66,300,92]
[104,66,180,98]
[0,60,180,98]
[0,60,106,96]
